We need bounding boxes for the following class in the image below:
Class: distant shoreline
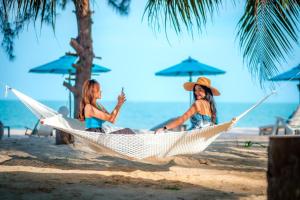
[0,99,298,104]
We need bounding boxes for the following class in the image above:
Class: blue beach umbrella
[155,56,226,104]
[29,55,111,74]
[29,55,111,116]
[270,64,300,103]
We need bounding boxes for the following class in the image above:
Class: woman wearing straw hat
[155,77,219,133]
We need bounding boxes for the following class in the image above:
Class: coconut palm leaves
[144,0,300,86]
[144,0,224,34]
[0,0,131,60]
[107,0,131,15]
[237,0,300,85]
[0,0,62,60]
[2,0,60,26]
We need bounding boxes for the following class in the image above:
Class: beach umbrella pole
[68,73,72,117]
[189,73,192,105]
[298,80,300,104]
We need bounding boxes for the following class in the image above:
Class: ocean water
[0,100,297,130]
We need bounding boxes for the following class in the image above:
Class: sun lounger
[0,121,10,140]
[25,120,53,137]
[259,117,288,135]
[259,106,300,135]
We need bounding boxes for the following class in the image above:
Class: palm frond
[143,0,229,35]
[237,0,300,86]
[0,0,66,60]
[107,0,131,15]
[61,0,70,10]
[4,0,60,26]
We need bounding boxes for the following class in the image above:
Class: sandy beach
[0,128,268,200]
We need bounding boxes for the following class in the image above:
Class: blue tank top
[85,103,105,129]
[190,113,213,130]
[85,117,105,129]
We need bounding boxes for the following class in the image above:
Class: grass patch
[163,185,181,190]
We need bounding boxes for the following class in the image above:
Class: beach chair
[280,106,300,135]
[278,117,300,135]
[259,106,300,135]
[25,106,71,137]
[25,120,53,137]
[0,121,11,140]
[259,117,287,135]
[25,119,40,136]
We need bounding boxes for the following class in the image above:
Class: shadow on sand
[0,171,249,200]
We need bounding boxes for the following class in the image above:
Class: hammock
[8,86,274,160]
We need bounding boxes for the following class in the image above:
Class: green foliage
[144,0,226,35]
[0,0,63,60]
[0,0,131,60]
[144,0,300,87]
[237,0,300,86]
[244,140,266,148]
[107,0,131,15]
[163,185,181,190]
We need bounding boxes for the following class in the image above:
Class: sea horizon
[1,98,298,104]
[1,99,297,130]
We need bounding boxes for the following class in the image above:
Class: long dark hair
[78,79,99,121]
[193,84,217,124]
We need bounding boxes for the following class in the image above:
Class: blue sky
[0,1,299,103]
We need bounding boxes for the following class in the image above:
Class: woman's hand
[154,128,164,134]
[117,93,126,106]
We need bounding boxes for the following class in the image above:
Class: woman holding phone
[79,79,126,133]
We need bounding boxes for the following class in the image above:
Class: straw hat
[183,77,220,96]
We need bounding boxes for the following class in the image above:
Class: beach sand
[0,128,268,200]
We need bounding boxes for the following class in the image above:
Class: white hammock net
[9,86,274,160]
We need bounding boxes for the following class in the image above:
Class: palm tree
[1,0,299,114]
[1,0,130,144]
[0,0,131,118]
[143,0,300,86]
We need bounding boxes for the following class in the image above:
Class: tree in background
[0,0,130,118]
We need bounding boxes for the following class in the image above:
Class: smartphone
[121,87,124,95]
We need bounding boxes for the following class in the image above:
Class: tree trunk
[62,0,93,143]
[72,0,93,118]
[267,136,300,200]
[55,129,75,145]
